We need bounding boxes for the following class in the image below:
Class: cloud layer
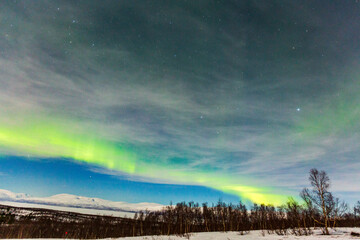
[1,0,360,204]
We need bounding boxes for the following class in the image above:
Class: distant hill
[0,189,163,214]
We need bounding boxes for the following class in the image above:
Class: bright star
[296,108,301,112]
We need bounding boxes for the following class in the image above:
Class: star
[296,108,301,112]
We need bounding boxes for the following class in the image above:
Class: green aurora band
[296,76,360,139]
[2,76,359,205]
[0,113,289,205]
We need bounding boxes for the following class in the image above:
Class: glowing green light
[0,113,289,205]
[0,116,136,173]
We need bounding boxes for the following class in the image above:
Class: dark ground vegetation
[1,200,360,238]
[1,169,360,238]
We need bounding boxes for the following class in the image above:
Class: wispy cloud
[0,1,360,203]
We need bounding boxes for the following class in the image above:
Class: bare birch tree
[300,168,332,235]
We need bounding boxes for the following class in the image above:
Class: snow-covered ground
[0,189,163,217]
[116,228,360,240]
[6,228,360,239]
[0,201,137,217]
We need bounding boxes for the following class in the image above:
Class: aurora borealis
[1,1,360,205]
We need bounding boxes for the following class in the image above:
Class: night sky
[0,0,360,205]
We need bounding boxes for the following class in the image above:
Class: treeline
[129,168,360,236]
[0,204,141,238]
[2,199,360,238]
[130,199,360,236]
[1,168,360,238]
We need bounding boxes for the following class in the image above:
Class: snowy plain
[117,228,360,239]
[6,228,360,240]
[0,189,163,217]
[0,201,137,218]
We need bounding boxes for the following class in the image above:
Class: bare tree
[300,168,332,235]
[330,197,348,228]
[354,201,360,218]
